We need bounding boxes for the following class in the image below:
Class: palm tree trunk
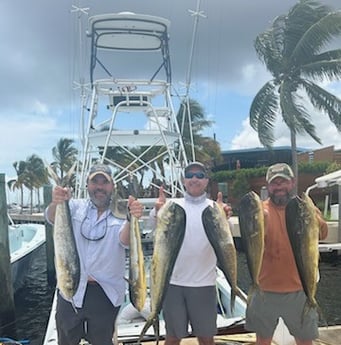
[30,188,34,214]
[20,187,24,214]
[290,129,298,194]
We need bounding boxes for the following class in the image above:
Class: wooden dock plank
[315,325,341,345]
[140,325,341,345]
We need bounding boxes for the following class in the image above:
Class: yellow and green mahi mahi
[238,191,264,300]
[47,164,80,304]
[138,200,186,344]
[128,214,147,312]
[285,192,321,317]
[202,202,247,313]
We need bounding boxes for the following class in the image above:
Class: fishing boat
[9,220,46,292]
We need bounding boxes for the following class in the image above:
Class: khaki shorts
[245,290,319,340]
[163,284,217,339]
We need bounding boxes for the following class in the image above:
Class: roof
[221,146,309,155]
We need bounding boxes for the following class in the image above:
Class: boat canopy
[315,169,341,188]
[87,12,171,84]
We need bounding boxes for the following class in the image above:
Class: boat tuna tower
[76,12,189,199]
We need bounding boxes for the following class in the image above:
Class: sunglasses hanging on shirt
[80,216,107,241]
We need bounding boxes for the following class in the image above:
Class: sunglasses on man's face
[184,171,206,179]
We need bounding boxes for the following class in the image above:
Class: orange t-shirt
[259,198,328,293]
[259,199,302,292]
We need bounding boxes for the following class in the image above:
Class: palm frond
[291,10,341,64]
[284,0,331,57]
[249,81,279,147]
[249,81,278,130]
[311,49,341,62]
[301,80,341,131]
[301,57,341,81]
[254,16,286,76]
[280,80,322,144]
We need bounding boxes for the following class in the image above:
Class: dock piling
[0,173,17,337]
[43,185,56,287]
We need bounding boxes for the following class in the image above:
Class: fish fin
[124,276,132,285]
[71,298,78,314]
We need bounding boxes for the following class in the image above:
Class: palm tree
[7,161,27,213]
[249,0,341,184]
[177,98,222,168]
[24,154,48,213]
[51,138,78,179]
[8,155,48,213]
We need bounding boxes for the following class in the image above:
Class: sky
[1,0,341,202]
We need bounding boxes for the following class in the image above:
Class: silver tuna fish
[285,193,321,317]
[238,191,264,298]
[47,164,80,303]
[128,214,147,312]
[202,202,247,313]
[138,200,186,343]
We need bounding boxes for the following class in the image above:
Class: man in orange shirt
[245,163,328,345]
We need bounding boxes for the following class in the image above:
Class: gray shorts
[56,283,120,345]
[163,284,217,339]
[245,290,319,340]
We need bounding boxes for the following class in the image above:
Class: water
[236,251,341,326]
[9,246,55,345]
[4,248,341,344]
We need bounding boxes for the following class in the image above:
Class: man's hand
[52,186,71,205]
[155,186,166,211]
[216,192,232,218]
[128,196,143,219]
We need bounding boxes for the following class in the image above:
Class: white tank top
[170,193,217,287]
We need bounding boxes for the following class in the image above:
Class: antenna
[184,0,206,161]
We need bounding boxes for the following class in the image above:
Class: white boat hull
[9,223,46,292]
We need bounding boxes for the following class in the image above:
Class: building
[214,145,340,172]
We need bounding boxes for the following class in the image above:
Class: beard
[89,190,111,209]
[269,190,293,206]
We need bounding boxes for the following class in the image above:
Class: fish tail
[46,164,61,185]
[247,284,257,305]
[152,317,160,345]
[230,286,247,314]
[301,297,327,328]
[316,302,328,328]
[138,317,154,344]
[47,162,77,187]
[236,287,248,305]
[230,290,236,315]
